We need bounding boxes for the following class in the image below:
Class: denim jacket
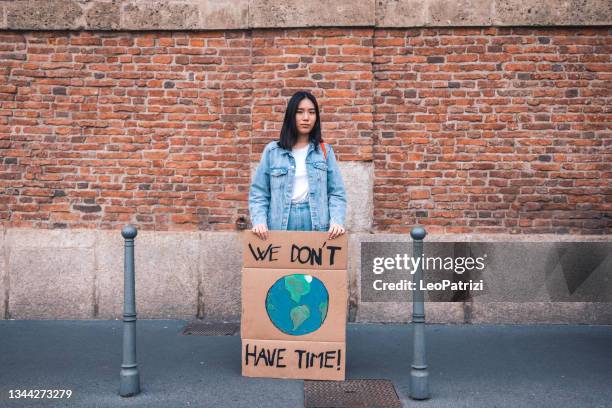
[249,141,347,231]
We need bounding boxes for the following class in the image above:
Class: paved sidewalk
[0,320,611,408]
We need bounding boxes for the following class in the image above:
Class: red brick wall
[373,27,611,234]
[0,28,610,233]
[0,30,253,231]
[251,29,373,161]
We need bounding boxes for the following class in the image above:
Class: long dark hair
[278,91,322,151]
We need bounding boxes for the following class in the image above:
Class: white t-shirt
[291,144,310,203]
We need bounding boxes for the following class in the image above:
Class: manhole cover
[180,321,239,336]
[304,379,401,408]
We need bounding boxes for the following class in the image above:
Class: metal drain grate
[180,321,240,336]
[304,379,401,408]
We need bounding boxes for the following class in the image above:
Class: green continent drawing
[265,274,330,336]
[319,301,328,322]
[284,275,311,303]
[290,305,311,330]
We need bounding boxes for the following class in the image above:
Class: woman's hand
[328,224,345,240]
[252,223,269,240]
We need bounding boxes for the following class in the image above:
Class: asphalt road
[0,320,610,408]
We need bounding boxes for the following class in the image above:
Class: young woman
[249,91,347,240]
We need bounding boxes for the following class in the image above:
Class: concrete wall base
[1,228,610,324]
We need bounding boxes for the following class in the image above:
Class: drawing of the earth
[265,274,329,336]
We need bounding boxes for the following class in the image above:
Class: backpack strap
[320,142,327,160]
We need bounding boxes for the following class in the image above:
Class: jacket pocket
[270,167,288,191]
[311,161,328,184]
[312,162,328,171]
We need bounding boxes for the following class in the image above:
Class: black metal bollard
[410,226,430,400]
[119,225,140,397]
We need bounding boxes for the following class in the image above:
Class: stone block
[0,3,6,30]
[97,230,199,319]
[347,233,362,320]
[356,302,465,323]
[9,246,95,319]
[357,302,411,322]
[469,242,555,303]
[85,0,121,30]
[429,0,494,26]
[121,0,200,30]
[564,0,612,25]
[6,0,83,30]
[6,228,96,249]
[425,302,466,323]
[351,233,465,323]
[342,162,373,233]
[470,302,612,324]
[469,241,612,306]
[199,0,249,29]
[95,230,122,319]
[351,234,411,311]
[2,0,611,30]
[585,303,612,324]
[6,229,97,319]
[494,0,576,26]
[376,0,427,27]
[469,241,612,323]
[348,233,412,319]
[199,232,242,321]
[250,0,374,28]
[0,228,6,319]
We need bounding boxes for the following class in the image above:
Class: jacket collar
[273,141,316,158]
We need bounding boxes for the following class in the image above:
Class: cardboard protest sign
[241,268,347,342]
[241,231,348,381]
[242,339,345,381]
[243,230,347,270]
